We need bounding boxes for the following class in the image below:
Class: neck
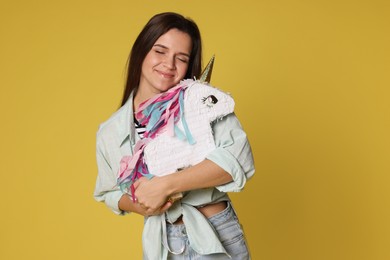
[134,91,152,112]
[134,87,163,112]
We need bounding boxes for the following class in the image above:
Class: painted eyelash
[202,95,218,107]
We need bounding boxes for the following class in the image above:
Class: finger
[160,201,172,213]
[138,176,147,182]
[133,181,140,189]
[134,177,147,189]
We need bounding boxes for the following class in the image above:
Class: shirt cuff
[105,190,127,215]
[206,147,247,192]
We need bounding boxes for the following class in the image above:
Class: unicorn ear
[199,55,215,83]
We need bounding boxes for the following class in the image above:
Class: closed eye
[177,56,189,63]
[202,95,218,107]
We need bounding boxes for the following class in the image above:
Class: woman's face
[139,29,192,98]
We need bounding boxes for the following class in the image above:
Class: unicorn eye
[202,95,218,107]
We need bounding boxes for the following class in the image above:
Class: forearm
[118,194,144,214]
[132,159,232,212]
[165,159,233,195]
[119,193,172,216]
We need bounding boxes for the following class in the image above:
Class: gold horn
[199,55,215,83]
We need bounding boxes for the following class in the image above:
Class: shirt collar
[119,92,136,147]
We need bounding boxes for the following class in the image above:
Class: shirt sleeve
[94,135,126,215]
[206,113,255,192]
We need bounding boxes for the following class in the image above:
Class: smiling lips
[156,70,175,78]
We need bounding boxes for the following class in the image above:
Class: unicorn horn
[199,55,215,83]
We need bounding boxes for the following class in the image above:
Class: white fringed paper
[143,79,235,176]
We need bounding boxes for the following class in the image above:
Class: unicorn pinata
[117,56,235,200]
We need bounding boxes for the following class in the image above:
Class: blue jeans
[166,202,250,259]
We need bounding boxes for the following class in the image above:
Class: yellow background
[1,0,389,259]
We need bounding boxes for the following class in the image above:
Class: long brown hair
[121,12,203,106]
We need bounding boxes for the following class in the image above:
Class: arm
[94,139,125,215]
[94,132,172,216]
[133,159,232,210]
[134,113,255,211]
[168,159,233,192]
[118,193,172,216]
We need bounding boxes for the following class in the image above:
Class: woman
[94,12,255,259]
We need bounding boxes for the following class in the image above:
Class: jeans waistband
[207,201,234,226]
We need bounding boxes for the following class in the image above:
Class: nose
[164,56,176,70]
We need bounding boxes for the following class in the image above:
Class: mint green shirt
[94,93,255,259]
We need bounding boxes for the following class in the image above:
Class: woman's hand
[137,200,172,217]
[118,187,172,217]
[123,159,232,216]
[133,176,172,215]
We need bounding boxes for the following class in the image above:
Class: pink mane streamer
[117,83,188,200]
